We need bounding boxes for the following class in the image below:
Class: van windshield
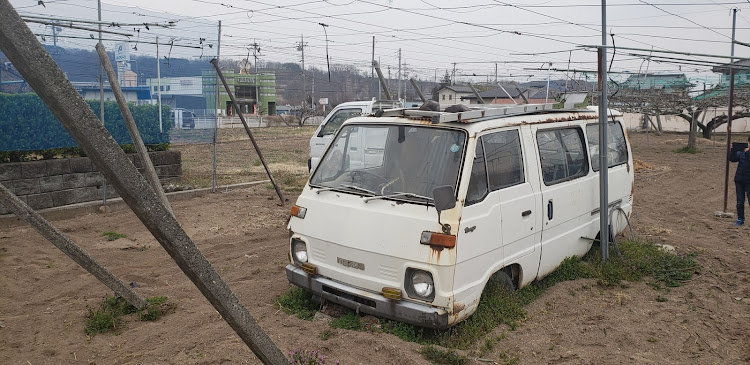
[310,124,466,203]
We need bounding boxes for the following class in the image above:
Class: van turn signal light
[301,262,317,275]
[290,205,307,219]
[382,287,402,300]
[420,231,456,248]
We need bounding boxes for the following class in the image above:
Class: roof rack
[379,93,591,124]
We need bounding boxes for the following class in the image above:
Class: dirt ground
[1,132,749,364]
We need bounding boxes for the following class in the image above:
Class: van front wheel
[488,270,515,293]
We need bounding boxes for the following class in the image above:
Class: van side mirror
[432,186,456,234]
[433,185,456,213]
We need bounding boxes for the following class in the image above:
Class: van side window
[586,121,628,171]
[319,108,363,136]
[465,141,488,206]
[537,128,588,185]
[483,130,524,190]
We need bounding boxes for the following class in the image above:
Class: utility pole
[297,35,306,108]
[311,69,315,114]
[388,65,391,98]
[723,8,738,214]
[97,0,106,205]
[452,62,456,85]
[371,36,375,98]
[397,48,402,100]
[213,21,221,193]
[251,41,261,116]
[495,63,498,84]
[598,0,610,262]
[545,62,551,103]
[156,36,162,134]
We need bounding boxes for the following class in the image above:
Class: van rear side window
[585,121,628,171]
[537,128,588,185]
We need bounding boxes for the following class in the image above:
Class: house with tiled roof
[437,85,474,107]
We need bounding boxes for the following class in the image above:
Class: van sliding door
[535,126,595,278]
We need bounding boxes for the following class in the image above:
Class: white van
[287,102,633,329]
[309,99,403,171]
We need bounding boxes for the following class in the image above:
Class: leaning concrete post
[211,59,285,205]
[95,43,172,214]
[0,183,148,310]
[0,2,287,363]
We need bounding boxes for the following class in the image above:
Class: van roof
[343,103,622,133]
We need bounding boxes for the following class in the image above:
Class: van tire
[488,269,515,293]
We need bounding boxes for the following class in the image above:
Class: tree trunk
[645,115,663,136]
[703,120,714,139]
[655,114,663,133]
[688,109,698,150]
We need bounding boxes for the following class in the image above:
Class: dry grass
[633,159,654,172]
[173,126,315,191]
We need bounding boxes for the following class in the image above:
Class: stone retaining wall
[0,151,181,214]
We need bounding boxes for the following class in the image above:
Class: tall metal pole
[98,0,107,205]
[598,0,610,262]
[397,48,402,100]
[156,36,162,134]
[213,21,221,193]
[723,9,738,213]
[301,34,306,108]
[545,62,551,103]
[371,36,375,98]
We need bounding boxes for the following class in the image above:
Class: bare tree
[611,84,750,149]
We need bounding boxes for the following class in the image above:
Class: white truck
[308,99,402,171]
[288,102,633,329]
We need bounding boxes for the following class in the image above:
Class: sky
[10,0,750,86]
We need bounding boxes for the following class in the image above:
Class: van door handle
[547,200,553,220]
[350,147,358,151]
[522,210,532,217]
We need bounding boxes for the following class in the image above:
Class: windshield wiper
[364,192,433,204]
[339,184,377,196]
[315,184,377,196]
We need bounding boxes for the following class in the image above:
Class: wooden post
[0,183,148,310]
[0,3,287,363]
[95,42,172,213]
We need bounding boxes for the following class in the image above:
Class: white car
[308,99,402,171]
[288,102,633,329]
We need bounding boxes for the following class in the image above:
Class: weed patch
[289,349,337,364]
[419,345,467,365]
[380,240,698,350]
[102,231,127,241]
[329,313,364,330]
[673,146,700,154]
[276,286,318,320]
[84,295,173,335]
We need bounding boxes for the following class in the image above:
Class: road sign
[115,43,129,62]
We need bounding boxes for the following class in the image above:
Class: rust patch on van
[626,162,631,173]
[452,302,466,314]
[429,246,443,264]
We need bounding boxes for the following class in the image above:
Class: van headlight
[405,269,435,301]
[291,238,308,264]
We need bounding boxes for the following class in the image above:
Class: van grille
[311,247,326,262]
[322,285,376,308]
[379,265,398,281]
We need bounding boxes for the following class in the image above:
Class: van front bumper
[285,264,449,329]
